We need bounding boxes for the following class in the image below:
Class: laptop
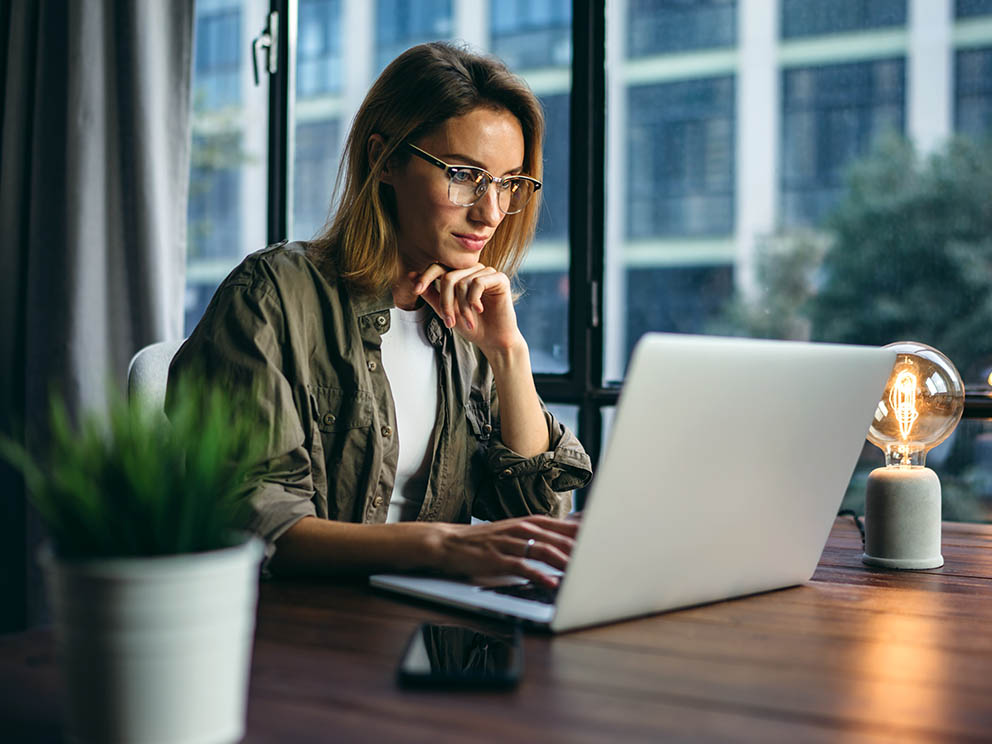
[371,333,896,633]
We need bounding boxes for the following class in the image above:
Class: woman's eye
[451,169,472,183]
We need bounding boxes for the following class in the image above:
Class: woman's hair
[308,41,545,295]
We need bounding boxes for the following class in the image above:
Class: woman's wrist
[418,522,455,572]
[484,336,530,374]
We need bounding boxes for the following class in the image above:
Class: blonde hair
[308,42,545,295]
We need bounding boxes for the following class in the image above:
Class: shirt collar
[352,288,395,318]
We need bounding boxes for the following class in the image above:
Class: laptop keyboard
[484,582,559,605]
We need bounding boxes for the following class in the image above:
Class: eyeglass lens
[447,168,535,214]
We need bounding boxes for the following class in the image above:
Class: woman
[167,42,592,587]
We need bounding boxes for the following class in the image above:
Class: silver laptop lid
[550,334,895,632]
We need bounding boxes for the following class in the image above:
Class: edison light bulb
[863,342,964,569]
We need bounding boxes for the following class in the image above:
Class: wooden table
[3,518,992,743]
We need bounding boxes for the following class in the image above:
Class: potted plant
[2,380,265,744]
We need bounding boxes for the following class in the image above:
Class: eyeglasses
[404,142,542,215]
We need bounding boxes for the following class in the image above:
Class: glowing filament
[889,371,919,440]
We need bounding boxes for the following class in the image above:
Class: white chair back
[127,339,186,416]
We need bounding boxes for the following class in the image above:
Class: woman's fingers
[464,268,499,314]
[417,264,500,331]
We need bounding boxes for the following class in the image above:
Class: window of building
[781,58,905,227]
[193,8,242,110]
[624,265,733,364]
[298,0,342,98]
[781,0,906,39]
[957,47,992,140]
[957,0,992,19]
[626,76,735,238]
[293,119,341,240]
[185,0,269,336]
[374,0,452,72]
[535,93,570,241]
[187,132,242,329]
[490,0,572,69]
[626,0,736,57]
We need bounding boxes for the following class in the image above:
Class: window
[957,0,992,19]
[298,0,342,98]
[626,77,735,238]
[490,0,572,69]
[194,8,242,110]
[293,119,341,239]
[624,265,732,362]
[185,0,269,335]
[956,48,992,140]
[627,0,736,57]
[535,94,570,241]
[781,0,906,39]
[374,0,452,72]
[185,1,992,521]
[781,59,905,227]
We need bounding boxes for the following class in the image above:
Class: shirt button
[502,468,513,478]
[322,412,336,426]
[375,315,387,328]
[381,425,393,437]
[367,360,377,372]
[373,496,384,508]
[482,424,493,436]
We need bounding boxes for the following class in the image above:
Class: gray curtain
[0,0,194,631]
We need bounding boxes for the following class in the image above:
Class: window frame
[263,0,992,510]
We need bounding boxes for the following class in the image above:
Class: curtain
[0,0,194,631]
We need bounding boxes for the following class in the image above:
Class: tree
[810,134,992,381]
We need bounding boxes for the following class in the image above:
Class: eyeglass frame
[403,142,542,215]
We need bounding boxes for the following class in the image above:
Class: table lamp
[863,341,964,569]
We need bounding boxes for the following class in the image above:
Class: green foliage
[809,134,992,378]
[0,380,264,559]
[708,229,830,341]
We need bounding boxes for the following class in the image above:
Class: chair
[127,339,186,416]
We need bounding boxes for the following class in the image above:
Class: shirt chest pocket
[310,386,374,433]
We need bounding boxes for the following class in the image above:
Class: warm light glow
[987,370,992,387]
[890,371,919,440]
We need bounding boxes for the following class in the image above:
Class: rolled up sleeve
[478,401,593,520]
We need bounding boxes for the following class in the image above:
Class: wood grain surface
[2,518,991,743]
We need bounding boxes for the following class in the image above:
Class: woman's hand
[431,515,579,588]
[409,263,524,358]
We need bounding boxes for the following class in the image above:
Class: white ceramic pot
[39,536,264,744]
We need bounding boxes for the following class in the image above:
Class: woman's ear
[367,134,392,184]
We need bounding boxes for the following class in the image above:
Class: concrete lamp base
[862,466,944,570]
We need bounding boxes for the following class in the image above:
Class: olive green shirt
[167,242,592,567]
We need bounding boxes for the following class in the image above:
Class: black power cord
[837,509,865,548]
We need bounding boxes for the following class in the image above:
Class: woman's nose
[469,184,503,227]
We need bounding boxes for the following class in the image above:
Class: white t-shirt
[379,304,439,522]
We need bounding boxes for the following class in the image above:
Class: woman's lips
[453,233,487,252]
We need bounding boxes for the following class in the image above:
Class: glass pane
[289,0,572,374]
[627,0,736,57]
[957,0,992,19]
[186,0,270,335]
[781,0,906,39]
[956,48,992,140]
[605,0,992,524]
[606,0,992,388]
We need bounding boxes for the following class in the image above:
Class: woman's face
[383,106,526,273]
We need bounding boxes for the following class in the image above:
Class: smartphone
[397,622,523,689]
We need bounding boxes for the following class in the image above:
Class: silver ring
[523,538,536,559]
